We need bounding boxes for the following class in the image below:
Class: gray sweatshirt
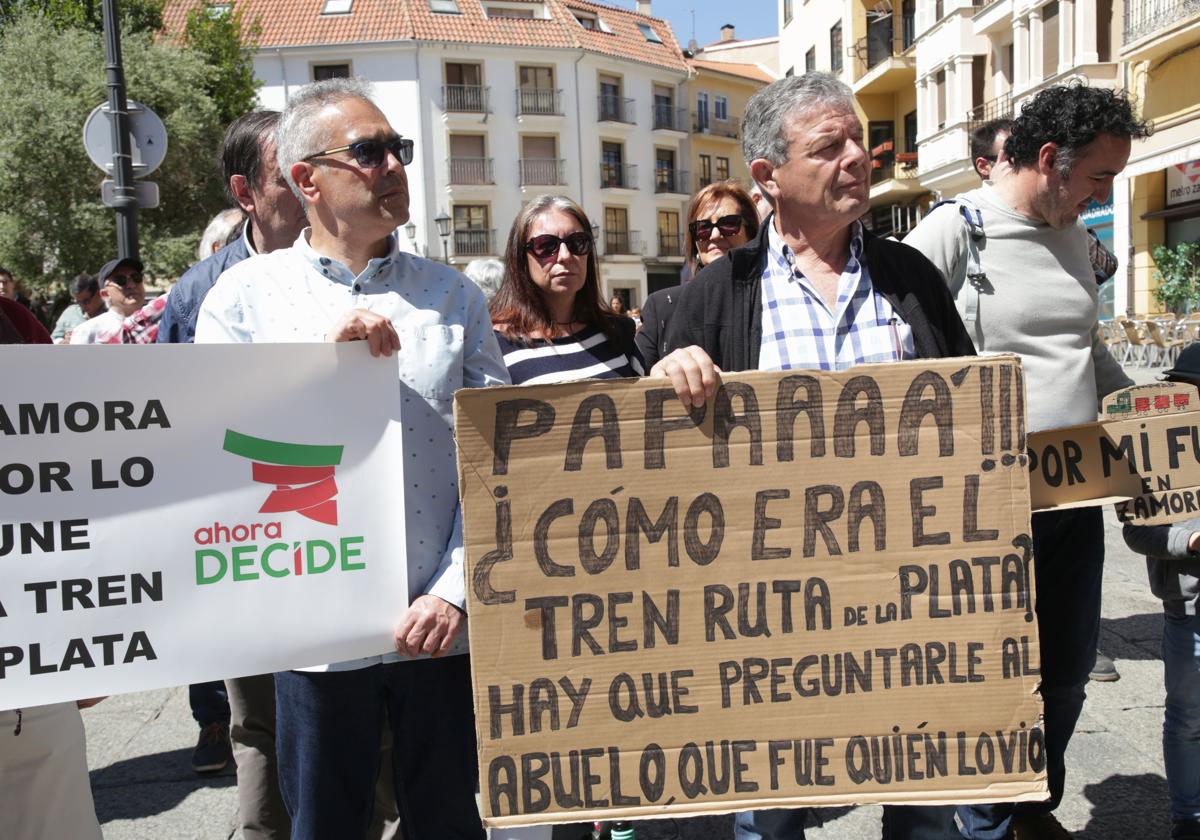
[1123,519,1200,616]
[903,183,1132,432]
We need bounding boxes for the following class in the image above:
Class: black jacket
[662,219,976,370]
[635,284,680,370]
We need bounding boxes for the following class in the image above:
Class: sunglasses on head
[525,231,593,260]
[689,214,744,241]
[303,136,414,169]
[106,272,144,288]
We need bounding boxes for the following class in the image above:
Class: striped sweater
[494,323,644,385]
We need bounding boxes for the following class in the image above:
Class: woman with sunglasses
[490,195,643,385]
[636,181,760,368]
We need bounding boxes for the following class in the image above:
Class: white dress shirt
[195,229,510,669]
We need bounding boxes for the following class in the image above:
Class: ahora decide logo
[193,430,366,586]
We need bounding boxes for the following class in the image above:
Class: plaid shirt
[758,220,913,371]
[92,295,168,344]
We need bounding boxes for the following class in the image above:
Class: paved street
[84,365,1179,840]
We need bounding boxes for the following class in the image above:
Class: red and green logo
[223,430,344,526]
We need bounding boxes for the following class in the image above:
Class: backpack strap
[930,197,987,332]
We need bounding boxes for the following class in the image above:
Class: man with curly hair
[906,83,1151,840]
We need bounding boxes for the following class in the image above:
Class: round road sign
[82,100,168,178]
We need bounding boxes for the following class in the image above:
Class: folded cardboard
[455,356,1046,827]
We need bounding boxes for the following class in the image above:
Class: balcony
[598,95,636,124]
[851,15,916,95]
[600,163,637,190]
[447,157,494,185]
[516,88,562,116]
[452,229,496,258]
[654,169,689,195]
[1124,0,1200,57]
[693,114,740,139]
[442,85,489,114]
[658,232,683,258]
[965,92,1013,136]
[518,158,565,187]
[653,105,688,133]
[869,151,926,203]
[604,230,642,256]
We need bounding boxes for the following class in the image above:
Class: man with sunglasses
[655,72,975,840]
[196,77,507,840]
[69,258,147,344]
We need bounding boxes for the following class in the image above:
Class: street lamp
[434,212,451,263]
[403,221,417,256]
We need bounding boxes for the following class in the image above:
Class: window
[601,141,625,188]
[657,210,681,257]
[519,66,557,114]
[429,0,459,12]
[805,47,816,73]
[604,206,630,254]
[716,156,730,181]
[448,135,489,184]
[698,154,712,187]
[786,66,795,77]
[453,205,490,256]
[1042,2,1059,80]
[487,6,533,17]
[653,84,675,130]
[313,63,350,80]
[573,10,599,29]
[520,136,559,185]
[444,62,485,112]
[696,92,709,131]
[599,74,623,122]
[445,62,481,86]
[783,0,793,25]
[655,148,677,192]
[904,110,918,154]
[714,95,728,121]
[934,68,946,130]
[830,21,843,74]
[206,2,231,16]
[637,22,663,43]
[321,0,352,12]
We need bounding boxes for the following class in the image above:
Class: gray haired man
[653,72,974,840]
[196,77,509,839]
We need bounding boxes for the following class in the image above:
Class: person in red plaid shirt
[68,257,167,344]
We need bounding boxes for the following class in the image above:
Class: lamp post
[404,221,417,256]
[434,212,451,263]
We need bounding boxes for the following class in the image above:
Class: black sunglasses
[303,137,414,169]
[689,214,744,241]
[106,272,144,288]
[525,232,593,260]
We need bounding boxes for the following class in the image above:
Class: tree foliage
[1152,241,1200,314]
[0,13,226,286]
[183,2,261,126]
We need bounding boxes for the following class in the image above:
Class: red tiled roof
[688,57,776,84]
[163,0,688,72]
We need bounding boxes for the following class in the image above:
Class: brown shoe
[1012,812,1073,840]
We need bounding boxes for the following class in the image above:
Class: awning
[1140,200,1200,221]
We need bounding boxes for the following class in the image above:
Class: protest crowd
[3,66,1197,840]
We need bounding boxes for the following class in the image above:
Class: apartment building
[778,0,924,236]
[164,0,691,307]
[686,56,775,197]
[1118,0,1200,315]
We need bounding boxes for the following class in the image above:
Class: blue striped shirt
[758,220,914,371]
[495,324,644,385]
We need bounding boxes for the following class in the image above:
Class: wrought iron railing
[516,88,561,115]
[600,163,637,189]
[653,105,688,132]
[658,232,683,257]
[518,158,565,186]
[446,157,493,185]
[442,85,489,113]
[598,95,636,123]
[654,169,689,194]
[1124,0,1200,44]
[452,229,495,257]
[966,92,1014,135]
[604,230,641,256]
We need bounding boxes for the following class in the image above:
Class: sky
[606,0,779,50]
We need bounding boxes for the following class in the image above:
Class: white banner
[0,343,409,709]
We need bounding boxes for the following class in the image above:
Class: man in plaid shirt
[655,72,974,840]
[68,257,167,344]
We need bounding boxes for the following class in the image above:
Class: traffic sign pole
[102,0,139,260]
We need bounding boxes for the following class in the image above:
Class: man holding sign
[196,77,509,839]
[656,72,975,839]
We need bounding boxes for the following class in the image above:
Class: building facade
[166,0,693,308]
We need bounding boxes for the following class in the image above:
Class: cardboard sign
[455,356,1046,827]
[0,343,409,709]
[1028,382,1200,524]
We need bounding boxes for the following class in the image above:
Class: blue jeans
[735,804,959,839]
[1164,612,1200,822]
[274,656,483,840]
[189,680,230,727]
[956,506,1104,839]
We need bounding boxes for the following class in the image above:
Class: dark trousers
[274,656,483,840]
[735,804,959,839]
[956,506,1105,838]
[189,680,230,727]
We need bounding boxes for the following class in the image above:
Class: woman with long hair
[636,180,760,369]
[490,195,643,385]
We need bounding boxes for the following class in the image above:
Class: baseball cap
[97,257,145,284]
